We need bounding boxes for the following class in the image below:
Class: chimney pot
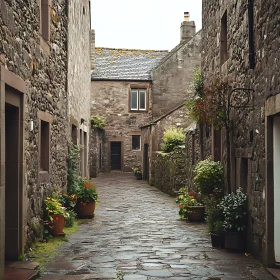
[184,12,190,22]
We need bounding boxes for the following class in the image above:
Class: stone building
[0,0,91,276]
[90,47,168,173]
[67,0,92,178]
[141,13,201,183]
[198,0,280,266]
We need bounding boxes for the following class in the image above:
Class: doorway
[143,144,149,180]
[273,116,280,263]
[110,142,121,170]
[5,87,23,261]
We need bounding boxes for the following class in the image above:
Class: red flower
[55,217,59,221]
[189,190,194,196]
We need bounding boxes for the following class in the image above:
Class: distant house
[91,47,168,173]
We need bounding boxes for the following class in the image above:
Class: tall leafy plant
[219,188,247,232]
[161,127,185,153]
[193,158,224,195]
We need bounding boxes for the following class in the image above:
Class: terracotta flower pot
[75,201,96,219]
[48,214,65,236]
[186,206,205,222]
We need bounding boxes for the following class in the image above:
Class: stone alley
[39,173,275,280]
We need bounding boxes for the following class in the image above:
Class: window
[41,0,50,41]
[220,10,228,65]
[130,89,147,111]
[40,120,50,171]
[132,135,141,150]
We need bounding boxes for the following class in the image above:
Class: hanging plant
[91,116,106,130]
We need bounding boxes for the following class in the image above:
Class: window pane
[139,90,146,110]
[132,135,141,150]
[131,90,138,110]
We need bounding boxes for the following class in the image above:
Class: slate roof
[92,47,169,81]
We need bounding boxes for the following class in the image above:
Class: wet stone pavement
[40,173,276,280]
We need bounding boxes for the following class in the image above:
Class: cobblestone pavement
[40,173,276,280]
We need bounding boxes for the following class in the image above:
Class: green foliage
[161,127,185,153]
[204,189,224,233]
[45,196,67,220]
[56,192,77,210]
[185,70,205,123]
[91,115,106,130]
[219,188,247,232]
[76,179,98,203]
[193,158,224,195]
[132,167,142,175]
[176,188,203,219]
[65,210,77,227]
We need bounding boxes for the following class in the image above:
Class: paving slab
[38,173,276,279]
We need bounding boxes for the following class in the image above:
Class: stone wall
[0,0,69,263]
[151,31,202,118]
[89,128,105,178]
[91,80,152,172]
[153,147,186,196]
[202,0,280,263]
[67,0,91,177]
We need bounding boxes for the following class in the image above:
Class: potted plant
[132,167,142,180]
[193,158,224,196]
[176,188,205,222]
[205,189,225,248]
[219,188,247,251]
[74,178,98,218]
[45,196,67,236]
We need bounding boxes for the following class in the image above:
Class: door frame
[108,138,124,171]
[265,94,280,267]
[0,66,26,273]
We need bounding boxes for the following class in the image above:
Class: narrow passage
[40,173,275,280]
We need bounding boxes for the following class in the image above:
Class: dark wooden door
[111,142,121,170]
[143,144,149,180]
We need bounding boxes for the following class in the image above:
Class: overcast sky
[91,0,202,51]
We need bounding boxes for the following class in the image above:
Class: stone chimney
[180,12,196,42]
[90,29,95,70]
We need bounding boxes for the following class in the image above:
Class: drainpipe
[248,0,255,69]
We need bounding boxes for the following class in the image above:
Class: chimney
[180,12,196,42]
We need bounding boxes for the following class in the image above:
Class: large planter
[186,206,205,222]
[75,201,96,219]
[224,231,246,251]
[211,232,225,248]
[48,214,65,236]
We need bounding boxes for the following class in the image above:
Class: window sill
[132,149,141,152]
[129,110,148,113]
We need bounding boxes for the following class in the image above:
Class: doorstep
[4,261,39,280]
[267,268,280,280]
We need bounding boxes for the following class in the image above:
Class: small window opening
[41,0,50,41]
[220,10,229,65]
[132,135,141,150]
[40,120,50,171]
[249,130,254,143]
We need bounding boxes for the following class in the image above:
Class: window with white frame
[132,135,141,150]
[130,89,147,111]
